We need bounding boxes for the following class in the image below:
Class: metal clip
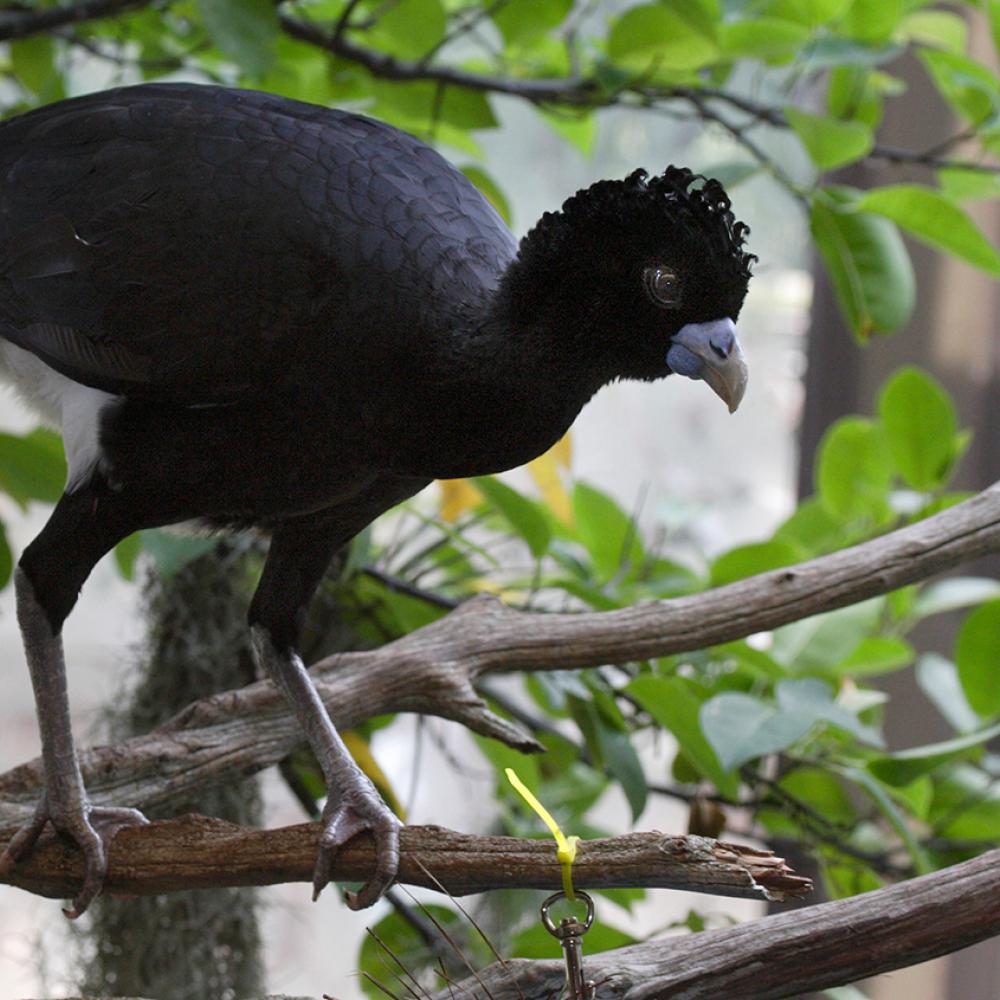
[540,890,597,1000]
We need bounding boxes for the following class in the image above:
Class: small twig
[362,566,461,610]
[332,0,366,44]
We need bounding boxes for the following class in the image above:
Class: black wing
[0,84,517,405]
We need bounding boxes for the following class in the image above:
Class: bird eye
[644,266,681,307]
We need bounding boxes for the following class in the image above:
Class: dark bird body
[0,84,752,915]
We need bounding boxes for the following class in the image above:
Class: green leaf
[542,110,597,157]
[359,905,473,999]
[461,166,512,226]
[956,600,1000,718]
[815,416,893,520]
[596,723,647,822]
[758,0,852,27]
[785,108,873,170]
[780,767,856,826]
[854,184,1000,277]
[139,530,217,579]
[493,0,572,45]
[701,161,759,189]
[772,598,883,671]
[911,577,1000,621]
[916,653,981,733]
[475,733,541,795]
[989,0,1000,63]
[775,495,850,556]
[511,918,635,958]
[197,0,278,76]
[11,36,64,102]
[572,482,644,580]
[810,190,914,339]
[113,532,143,582]
[839,0,902,43]
[700,690,813,770]
[0,522,11,591]
[900,10,967,53]
[919,49,999,128]
[929,764,1000,839]
[774,677,883,746]
[0,428,67,508]
[837,764,931,873]
[803,36,902,70]
[877,366,961,491]
[627,675,738,797]
[709,539,800,587]
[368,0,447,59]
[373,80,497,131]
[607,3,718,72]
[937,167,1000,202]
[719,18,810,59]
[473,476,551,558]
[867,719,1000,786]
[833,636,914,677]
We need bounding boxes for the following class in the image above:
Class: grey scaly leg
[250,625,400,908]
[0,569,148,917]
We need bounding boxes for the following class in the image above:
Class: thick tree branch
[0,816,811,902]
[2,483,999,826]
[435,848,1000,1000]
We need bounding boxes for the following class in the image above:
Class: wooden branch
[0,816,811,903]
[435,848,1000,1000]
[2,482,999,827]
[0,0,155,40]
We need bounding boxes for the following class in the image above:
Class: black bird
[0,83,752,916]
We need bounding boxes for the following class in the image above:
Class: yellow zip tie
[506,767,580,900]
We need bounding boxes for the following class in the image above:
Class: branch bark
[433,848,1000,1000]
[2,482,999,826]
[0,816,811,902]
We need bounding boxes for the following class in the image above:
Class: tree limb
[434,848,1000,1000]
[2,482,999,826]
[0,816,811,902]
[0,0,156,39]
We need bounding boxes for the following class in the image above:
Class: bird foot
[311,780,402,910]
[0,793,148,918]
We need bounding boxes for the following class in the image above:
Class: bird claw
[311,792,401,910]
[0,795,148,919]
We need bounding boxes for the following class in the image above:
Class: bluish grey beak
[666,318,748,413]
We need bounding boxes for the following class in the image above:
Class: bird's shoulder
[0,84,517,404]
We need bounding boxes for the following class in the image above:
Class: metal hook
[540,891,597,1000]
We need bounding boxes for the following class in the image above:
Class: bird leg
[251,626,400,909]
[248,500,428,911]
[0,568,148,917]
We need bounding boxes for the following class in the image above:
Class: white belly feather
[0,342,119,493]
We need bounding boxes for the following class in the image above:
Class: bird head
[503,166,754,412]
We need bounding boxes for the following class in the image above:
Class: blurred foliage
[328,369,998,993]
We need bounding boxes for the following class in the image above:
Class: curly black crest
[558,166,755,278]
[504,165,754,328]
